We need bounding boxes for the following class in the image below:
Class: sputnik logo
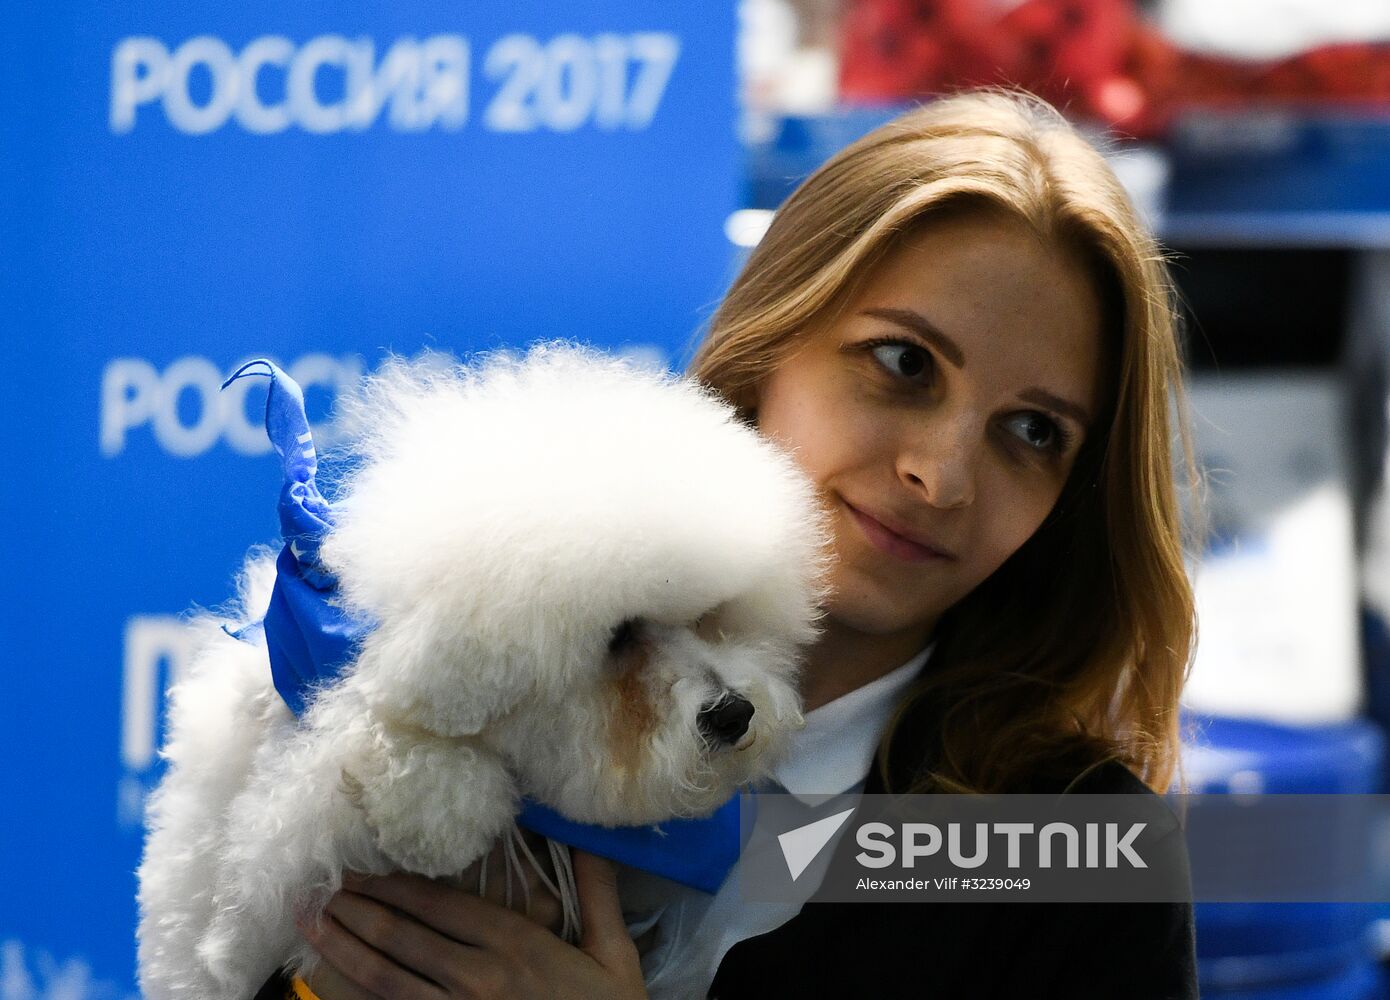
[777,807,856,881]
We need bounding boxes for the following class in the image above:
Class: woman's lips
[845,502,952,564]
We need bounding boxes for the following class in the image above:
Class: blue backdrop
[0,4,738,995]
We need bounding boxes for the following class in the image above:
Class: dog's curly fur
[135,342,833,1000]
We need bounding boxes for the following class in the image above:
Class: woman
[280,87,1201,999]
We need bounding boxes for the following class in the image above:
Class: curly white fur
[136,341,832,1000]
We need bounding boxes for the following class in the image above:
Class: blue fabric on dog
[515,797,744,895]
[220,358,741,893]
[222,360,371,715]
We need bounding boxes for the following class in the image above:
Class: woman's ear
[736,384,761,429]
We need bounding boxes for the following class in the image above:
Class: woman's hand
[298,849,648,1000]
[299,827,564,1000]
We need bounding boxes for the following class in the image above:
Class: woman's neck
[797,615,938,713]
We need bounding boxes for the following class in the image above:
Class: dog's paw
[351,735,517,877]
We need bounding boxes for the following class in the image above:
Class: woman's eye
[1005,412,1068,454]
[868,341,933,384]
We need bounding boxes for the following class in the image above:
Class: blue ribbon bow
[221,359,742,893]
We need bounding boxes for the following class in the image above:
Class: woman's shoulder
[714,756,1197,998]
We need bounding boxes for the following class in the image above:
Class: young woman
[281,87,1201,1000]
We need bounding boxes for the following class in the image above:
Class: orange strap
[288,976,320,1000]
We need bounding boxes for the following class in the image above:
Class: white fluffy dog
[136,342,831,1000]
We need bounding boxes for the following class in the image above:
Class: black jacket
[255,747,1198,1000]
[707,757,1199,1000]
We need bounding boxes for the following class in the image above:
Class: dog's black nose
[697,694,755,746]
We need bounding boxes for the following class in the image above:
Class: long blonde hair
[687,88,1201,794]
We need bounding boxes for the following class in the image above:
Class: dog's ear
[349,630,531,737]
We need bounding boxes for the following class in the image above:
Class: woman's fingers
[303,864,650,1000]
[298,900,448,1000]
[573,851,642,978]
[307,839,577,999]
[342,871,530,950]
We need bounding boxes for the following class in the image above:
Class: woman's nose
[900,423,976,510]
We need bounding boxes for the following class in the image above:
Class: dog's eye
[608,618,642,655]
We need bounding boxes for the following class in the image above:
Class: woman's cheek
[840,402,897,456]
[982,489,1056,573]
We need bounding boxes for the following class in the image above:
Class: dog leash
[485,821,583,942]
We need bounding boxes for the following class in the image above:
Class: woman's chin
[821,595,937,641]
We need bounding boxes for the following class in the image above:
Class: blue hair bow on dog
[221,359,742,894]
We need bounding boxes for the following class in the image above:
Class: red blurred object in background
[840,0,1151,132]
[1167,41,1390,112]
[839,0,1390,138]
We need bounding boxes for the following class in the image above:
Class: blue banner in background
[0,3,737,994]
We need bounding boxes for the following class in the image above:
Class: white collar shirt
[616,641,935,1000]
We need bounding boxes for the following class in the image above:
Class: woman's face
[753,209,1107,658]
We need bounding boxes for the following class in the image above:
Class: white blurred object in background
[1158,0,1390,62]
[738,0,838,120]
[1101,143,1169,235]
[1180,373,1362,724]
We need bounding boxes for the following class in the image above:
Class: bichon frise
[136,341,831,1000]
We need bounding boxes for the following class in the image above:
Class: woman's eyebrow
[1020,387,1091,428]
[859,307,966,369]
[861,306,1091,428]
